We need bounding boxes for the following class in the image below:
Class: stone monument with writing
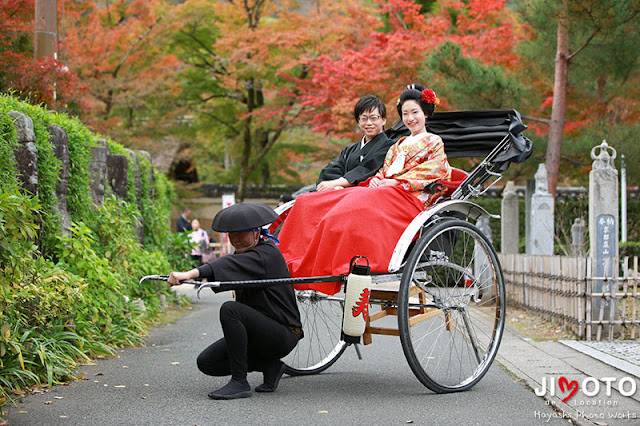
[589,140,618,267]
[527,164,554,255]
[589,140,619,329]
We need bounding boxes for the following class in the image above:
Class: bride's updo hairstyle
[396,83,440,119]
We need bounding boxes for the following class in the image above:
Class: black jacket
[176,215,192,233]
[317,132,394,186]
[197,240,302,329]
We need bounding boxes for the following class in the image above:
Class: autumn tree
[62,0,181,136]
[0,0,82,111]
[171,0,382,200]
[302,0,525,138]
[517,0,640,195]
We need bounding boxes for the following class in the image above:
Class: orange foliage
[62,0,181,133]
[301,0,526,138]
[0,0,84,110]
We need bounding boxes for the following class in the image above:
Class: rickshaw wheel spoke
[398,219,506,393]
[283,290,347,376]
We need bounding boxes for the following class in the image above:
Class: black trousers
[197,301,299,381]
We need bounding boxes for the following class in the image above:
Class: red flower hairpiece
[421,88,440,106]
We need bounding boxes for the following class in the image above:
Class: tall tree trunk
[238,116,252,202]
[258,132,270,184]
[545,0,569,197]
[253,84,269,184]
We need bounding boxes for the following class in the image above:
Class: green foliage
[2,257,84,328]
[422,42,531,111]
[0,189,41,281]
[516,0,640,88]
[53,222,128,331]
[0,95,63,256]
[48,112,95,224]
[0,107,17,186]
[620,242,640,258]
[0,94,186,405]
[561,123,640,185]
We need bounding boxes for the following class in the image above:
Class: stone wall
[8,111,157,244]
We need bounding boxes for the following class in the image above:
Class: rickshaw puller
[168,202,303,400]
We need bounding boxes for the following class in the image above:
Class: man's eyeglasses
[358,115,381,124]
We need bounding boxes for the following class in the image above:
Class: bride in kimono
[278,84,451,294]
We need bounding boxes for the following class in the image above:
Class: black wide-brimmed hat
[212,202,278,232]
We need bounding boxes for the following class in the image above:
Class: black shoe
[255,361,286,393]
[208,378,252,400]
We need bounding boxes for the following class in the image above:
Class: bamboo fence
[498,254,640,341]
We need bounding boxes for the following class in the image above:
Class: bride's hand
[379,179,400,187]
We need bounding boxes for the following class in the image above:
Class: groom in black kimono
[316,95,394,191]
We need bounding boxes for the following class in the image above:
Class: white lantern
[342,257,371,339]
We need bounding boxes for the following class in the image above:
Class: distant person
[189,219,210,265]
[316,95,395,191]
[176,207,192,233]
[278,194,294,206]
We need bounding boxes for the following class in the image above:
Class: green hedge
[0,95,189,406]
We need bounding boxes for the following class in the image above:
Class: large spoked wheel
[397,219,506,393]
[283,290,348,376]
[273,217,349,376]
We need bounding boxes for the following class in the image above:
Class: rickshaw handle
[138,274,346,298]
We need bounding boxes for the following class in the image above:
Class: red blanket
[278,186,424,295]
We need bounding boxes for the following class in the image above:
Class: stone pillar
[106,154,128,201]
[136,150,156,199]
[475,215,495,300]
[501,181,519,254]
[125,149,142,207]
[524,179,534,254]
[528,164,554,255]
[126,149,144,243]
[589,141,619,330]
[89,139,109,206]
[570,218,586,257]
[49,124,71,233]
[589,140,619,265]
[8,111,38,196]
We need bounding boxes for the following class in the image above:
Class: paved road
[3,286,565,425]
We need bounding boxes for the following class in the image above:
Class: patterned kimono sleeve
[395,135,451,192]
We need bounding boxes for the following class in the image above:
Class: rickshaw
[140,109,533,394]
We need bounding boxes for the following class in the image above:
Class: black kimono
[317,132,394,186]
[195,240,302,381]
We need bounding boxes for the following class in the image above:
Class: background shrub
[0,95,186,405]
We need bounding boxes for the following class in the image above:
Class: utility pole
[34,0,57,59]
